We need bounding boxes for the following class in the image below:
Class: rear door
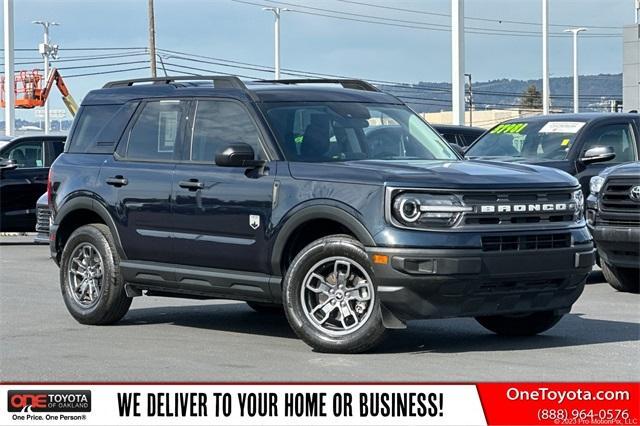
[99,99,187,263]
[172,99,275,276]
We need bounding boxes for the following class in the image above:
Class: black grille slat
[601,177,640,212]
[481,233,571,252]
[35,207,51,233]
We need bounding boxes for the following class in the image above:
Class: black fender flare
[53,195,127,260]
[270,204,375,274]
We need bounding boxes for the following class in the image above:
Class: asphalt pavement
[1,235,638,382]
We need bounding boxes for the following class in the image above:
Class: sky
[0,0,635,121]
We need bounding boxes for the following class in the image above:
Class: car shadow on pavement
[119,302,639,354]
[118,302,297,339]
[376,313,640,354]
[586,270,604,284]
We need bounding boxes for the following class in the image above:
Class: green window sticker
[490,123,528,134]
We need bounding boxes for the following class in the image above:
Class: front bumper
[589,224,640,269]
[367,243,594,321]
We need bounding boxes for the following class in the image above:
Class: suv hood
[288,159,579,189]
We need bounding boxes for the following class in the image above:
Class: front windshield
[466,120,586,161]
[261,102,458,162]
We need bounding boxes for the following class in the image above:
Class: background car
[465,113,640,195]
[587,162,640,293]
[0,135,66,232]
[431,124,485,147]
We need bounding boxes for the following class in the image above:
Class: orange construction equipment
[0,68,78,116]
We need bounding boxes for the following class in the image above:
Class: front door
[172,99,275,278]
[574,121,639,192]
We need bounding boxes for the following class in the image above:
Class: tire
[475,310,564,336]
[246,301,283,314]
[60,223,132,325]
[602,262,640,293]
[283,235,386,353]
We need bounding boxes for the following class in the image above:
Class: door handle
[179,179,204,191]
[106,176,128,187]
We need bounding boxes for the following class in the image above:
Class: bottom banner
[0,383,637,425]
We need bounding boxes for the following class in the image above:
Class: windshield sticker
[490,123,528,134]
[561,138,571,146]
[539,121,585,134]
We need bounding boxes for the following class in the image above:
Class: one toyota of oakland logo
[630,185,640,202]
[7,390,91,413]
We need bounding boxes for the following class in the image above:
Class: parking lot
[1,235,638,382]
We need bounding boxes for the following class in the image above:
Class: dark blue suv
[48,77,595,353]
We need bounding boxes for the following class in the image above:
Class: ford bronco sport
[48,76,595,353]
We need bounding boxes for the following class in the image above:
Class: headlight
[392,193,471,228]
[573,189,584,221]
[590,176,605,195]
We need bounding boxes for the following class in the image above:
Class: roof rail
[257,78,380,92]
[103,75,247,89]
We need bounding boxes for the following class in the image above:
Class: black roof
[431,124,485,133]
[502,113,639,125]
[83,76,401,106]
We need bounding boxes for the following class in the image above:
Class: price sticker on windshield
[539,121,585,134]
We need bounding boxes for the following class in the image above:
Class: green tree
[521,84,542,109]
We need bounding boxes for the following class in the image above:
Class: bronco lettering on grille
[479,203,575,214]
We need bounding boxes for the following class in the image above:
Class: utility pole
[465,73,473,126]
[263,7,289,80]
[147,0,157,78]
[32,20,59,135]
[564,28,587,113]
[542,0,550,114]
[3,0,15,136]
[451,0,465,125]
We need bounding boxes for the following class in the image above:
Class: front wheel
[475,310,564,336]
[283,235,386,353]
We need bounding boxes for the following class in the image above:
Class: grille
[601,177,640,212]
[35,207,51,234]
[477,278,565,294]
[462,190,576,229]
[482,233,571,252]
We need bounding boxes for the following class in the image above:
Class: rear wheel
[602,262,640,293]
[475,310,564,336]
[283,235,386,353]
[60,224,131,325]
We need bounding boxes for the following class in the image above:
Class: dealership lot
[1,235,638,382]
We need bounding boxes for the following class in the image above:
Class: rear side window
[67,105,120,153]
[125,100,186,162]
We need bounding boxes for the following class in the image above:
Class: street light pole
[4,0,15,136]
[263,7,289,80]
[541,0,550,114]
[32,20,59,134]
[564,28,587,113]
[148,0,157,78]
[451,0,465,125]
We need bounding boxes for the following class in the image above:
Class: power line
[233,0,620,38]
[331,0,622,30]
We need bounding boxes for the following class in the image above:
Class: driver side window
[4,141,44,168]
[581,123,637,163]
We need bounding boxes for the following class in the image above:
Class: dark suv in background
[48,77,594,353]
[466,113,640,195]
[0,135,65,232]
[587,162,640,293]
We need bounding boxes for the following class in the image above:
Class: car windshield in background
[261,102,457,162]
[466,120,587,161]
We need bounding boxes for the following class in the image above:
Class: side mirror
[0,158,17,171]
[580,146,616,164]
[215,143,266,168]
[449,143,466,158]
